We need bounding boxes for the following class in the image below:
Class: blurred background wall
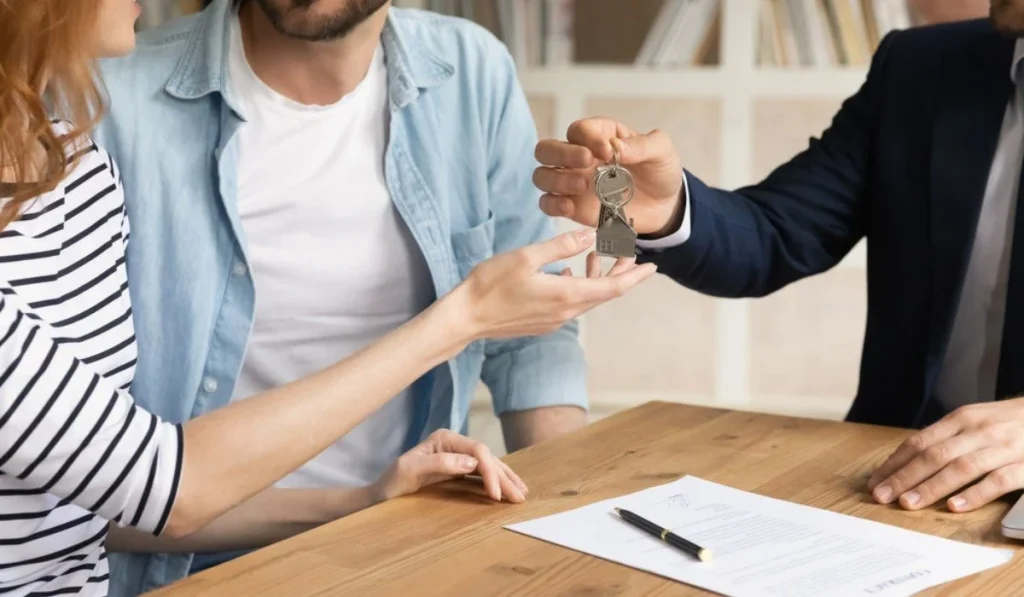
[137,0,989,453]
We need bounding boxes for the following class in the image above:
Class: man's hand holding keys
[535,118,1024,517]
[534,118,687,238]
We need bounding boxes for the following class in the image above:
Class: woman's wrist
[425,284,484,348]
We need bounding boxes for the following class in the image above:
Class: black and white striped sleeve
[113,155,130,252]
[0,295,183,535]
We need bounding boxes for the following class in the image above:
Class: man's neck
[238,3,388,106]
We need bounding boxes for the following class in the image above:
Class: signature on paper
[664,493,692,510]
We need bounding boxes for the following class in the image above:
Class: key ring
[595,161,635,209]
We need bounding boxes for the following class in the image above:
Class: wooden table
[147,402,1024,596]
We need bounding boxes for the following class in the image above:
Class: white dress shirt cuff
[635,172,692,251]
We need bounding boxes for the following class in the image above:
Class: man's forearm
[500,405,587,453]
[106,486,377,554]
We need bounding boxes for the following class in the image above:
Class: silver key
[594,155,637,258]
[594,165,634,209]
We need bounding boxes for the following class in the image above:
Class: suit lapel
[925,32,1016,403]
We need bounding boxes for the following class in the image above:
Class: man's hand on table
[371,429,528,505]
[868,399,1024,512]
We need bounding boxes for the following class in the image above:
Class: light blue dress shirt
[92,2,587,594]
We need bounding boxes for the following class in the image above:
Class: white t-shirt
[226,15,434,488]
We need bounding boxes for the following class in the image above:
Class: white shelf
[518,66,868,98]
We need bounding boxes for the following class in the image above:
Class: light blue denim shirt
[93,1,587,594]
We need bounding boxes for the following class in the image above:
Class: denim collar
[163,0,455,113]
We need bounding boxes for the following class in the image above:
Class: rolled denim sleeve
[478,43,589,416]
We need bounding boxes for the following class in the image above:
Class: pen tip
[613,507,622,515]
[698,548,712,562]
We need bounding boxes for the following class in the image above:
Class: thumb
[424,453,479,477]
[613,129,674,167]
[520,228,596,268]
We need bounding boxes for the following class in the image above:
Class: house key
[593,152,637,258]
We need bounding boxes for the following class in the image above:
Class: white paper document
[505,476,1015,596]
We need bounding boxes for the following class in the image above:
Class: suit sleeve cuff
[636,172,692,251]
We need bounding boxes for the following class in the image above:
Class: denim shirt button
[232,262,248,277]
[202,377,218,393]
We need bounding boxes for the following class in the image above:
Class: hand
[370,429,528,504]
[867,399,1024,512]
[453,228,658,340]
[534,118,685,236]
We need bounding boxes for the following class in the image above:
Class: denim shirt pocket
[450,212,496,355]
[450,211,496,279]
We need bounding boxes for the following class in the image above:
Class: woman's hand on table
[370,429,528,504]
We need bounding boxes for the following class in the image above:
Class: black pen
[613,507,713,562]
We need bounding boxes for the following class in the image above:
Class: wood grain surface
[146,402,1024,596]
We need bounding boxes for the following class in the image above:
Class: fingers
[573,261,658,303]
[867,413,966,491]
[533,164,601,229]
[497,460,528,496]
[431,430,524,503]
[896,443,1005,510]
[520,229,596,268]
[533,165,591,197]
[949,463,1024,512]
[539,193,601,227]
[535,139,597,169]
[584,253,635,279]
[565,118,638,162]
[871,432,988,505]
[428,452,480,477]
[586,251,600,278]
[611,130,676,167]
[607,256,637,277]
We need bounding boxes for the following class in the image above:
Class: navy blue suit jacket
[643,19,1020,429]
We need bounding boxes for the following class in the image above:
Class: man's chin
[273,18,345,42]
[256,0,389,42]
[992,2,1024,36]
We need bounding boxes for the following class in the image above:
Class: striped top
[0,126,183,596]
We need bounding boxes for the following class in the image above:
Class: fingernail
[460,456,477,471]
[511,486,525,502]
[575,229,596,244]
[903,491,920,507]
[875,485,892,503]
[950,496,967,511]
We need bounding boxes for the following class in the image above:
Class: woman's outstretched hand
[453,228,657,341]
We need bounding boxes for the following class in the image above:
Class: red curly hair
[0,0,105,230]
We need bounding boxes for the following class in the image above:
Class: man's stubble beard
[254,0,389,42]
